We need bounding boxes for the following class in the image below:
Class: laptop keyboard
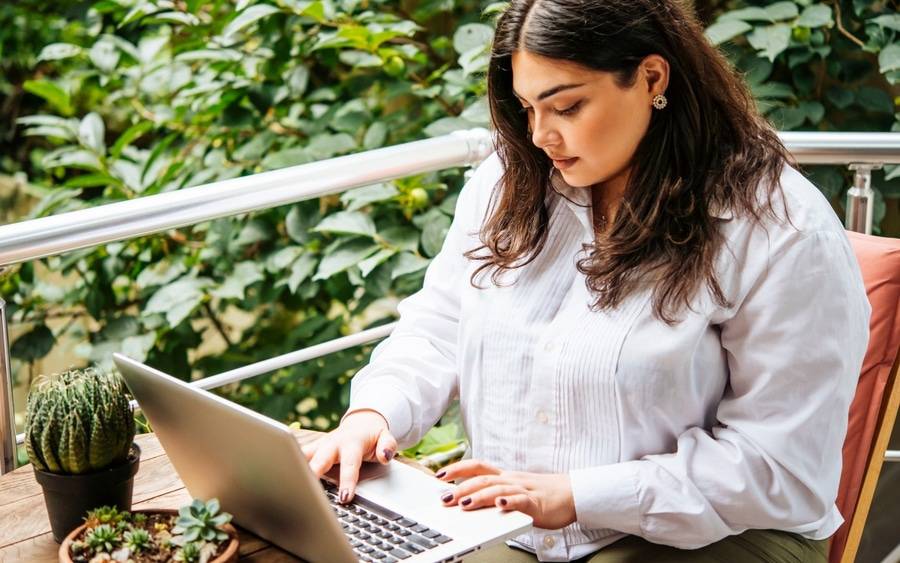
[322,481,454,562]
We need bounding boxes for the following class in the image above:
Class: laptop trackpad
[323,460,390,485]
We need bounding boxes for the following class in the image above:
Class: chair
[830,232,900,563]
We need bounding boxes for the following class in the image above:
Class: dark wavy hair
[466,0,792,324]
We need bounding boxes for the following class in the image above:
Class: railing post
[0,296,17,475]
[845,163,882,234]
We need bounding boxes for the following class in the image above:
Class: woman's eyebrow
[513,83,585,102]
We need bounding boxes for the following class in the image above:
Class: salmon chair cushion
[830,232,900,562]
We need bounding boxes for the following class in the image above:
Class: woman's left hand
[435,459,577,530]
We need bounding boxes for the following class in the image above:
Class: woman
[303,0,871,561]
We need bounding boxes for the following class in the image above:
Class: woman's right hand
[301,409,398,504]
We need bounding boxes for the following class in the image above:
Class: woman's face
[510,50,664,191]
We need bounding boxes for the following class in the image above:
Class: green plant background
[1,0,898,462]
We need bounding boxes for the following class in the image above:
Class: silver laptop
[113,353,532,563]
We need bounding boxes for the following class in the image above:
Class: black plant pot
[33,443,141,543]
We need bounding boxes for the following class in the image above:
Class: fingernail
[499,498,508,506]
[383,448,395,460]
[441,492,453,503]
[461,497,472,507]
[435,470,446,479]
[339,489,350,504]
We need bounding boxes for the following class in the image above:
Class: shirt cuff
[346,381,414,444]
[569,461,643,536]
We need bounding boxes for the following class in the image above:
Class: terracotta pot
[58,508,239,563]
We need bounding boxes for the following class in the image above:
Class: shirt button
[536,410,549,424]
[543,535,557,548]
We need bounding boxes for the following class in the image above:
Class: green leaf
[37,43,83,62]
[424,117,477,137]
[111,121,153,158]
[357,248,396,277]
[750,81,795,99]
[796,5,832,27]
[306,133,357,159]
[380,226,420,253]
[313,211,376,238]
[11,325,55,362]
[363,122,388,150]
[213,262,265,300]
[765,2,798,21]
[175,49,243,62]
[89,37,120,73]
[314,239,380,280]
[78,112,106,154]
[266,246,304,273]
[720,7,771,22]
[283,253,318,293]
[878,43,900,74]
[148,11,200,26]
[798,100,825,124]
[453,24,493,55]
[23,80,73,116]
[223,4,281,37]
[421,214,451,257]
[390,252,430,279]
[856,86,894,114]
[42,148,102,171]
[137,260,187,288]
[63,173,116,189]
[871,15,900,33]
[286,205,318,244]
[705,20,752,45]
[748,24,791,61]
[341,182,398,212]
[144,276,211,327]
[286,65,310,96]
[261,147,312,170]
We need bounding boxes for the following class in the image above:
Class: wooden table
[0,429,398,562]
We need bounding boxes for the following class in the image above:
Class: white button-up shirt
[348,153,870,561]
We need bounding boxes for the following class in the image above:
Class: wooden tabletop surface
[0,429,372,562]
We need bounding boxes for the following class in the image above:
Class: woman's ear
[641,54,670,97]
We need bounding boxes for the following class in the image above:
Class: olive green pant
[466,530,829,562]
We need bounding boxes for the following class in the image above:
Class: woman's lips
[552,156,578,170]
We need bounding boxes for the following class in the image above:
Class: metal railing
[1,129,899,475]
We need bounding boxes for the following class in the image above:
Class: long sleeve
[346,155,496,448]
[568,228,871,549]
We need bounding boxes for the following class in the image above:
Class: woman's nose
[530,114,559,149]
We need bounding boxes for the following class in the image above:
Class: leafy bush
[6,0,495,431]
[704,0,900,225]
[2,0,898,444]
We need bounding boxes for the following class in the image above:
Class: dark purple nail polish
[339,489,350,504]
[441,492,453,503]
[499,498,508,506]
[435,470,446,479]
[383,448,395,460]
[461,497,472,507]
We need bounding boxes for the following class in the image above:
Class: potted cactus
[59,500,239,563]
[24,366,139,543]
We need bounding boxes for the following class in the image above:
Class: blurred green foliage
[0,0,897,453]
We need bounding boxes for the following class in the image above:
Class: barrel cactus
[24,367,135,475]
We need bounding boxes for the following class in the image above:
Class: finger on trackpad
[323,460,390,485]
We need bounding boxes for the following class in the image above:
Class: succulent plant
[24,367,135,474]
[84,506,129,528]
[123,528,151,552]
[174,541,201,563]
[172,499,232,543]
[84,524,119,553]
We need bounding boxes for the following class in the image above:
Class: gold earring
[652,94,668,110]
